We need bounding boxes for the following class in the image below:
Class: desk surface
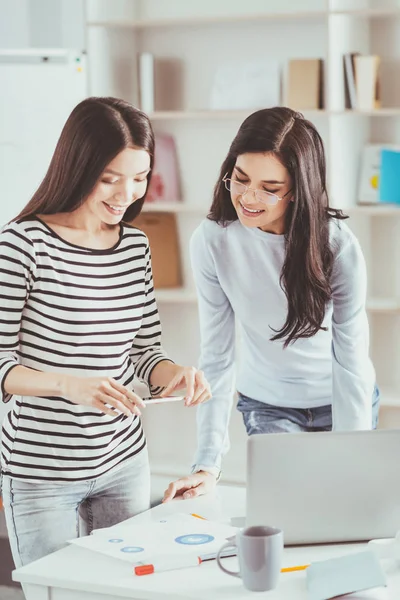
[13,483,400,600]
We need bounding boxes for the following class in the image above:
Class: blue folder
[379,148,400,204]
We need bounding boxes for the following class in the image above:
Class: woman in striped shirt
[0,96,211,567]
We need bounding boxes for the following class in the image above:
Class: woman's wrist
[149,360,179,388]
[4,367,74,398]
[57,373,74,398]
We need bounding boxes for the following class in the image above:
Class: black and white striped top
[0,217,169,482]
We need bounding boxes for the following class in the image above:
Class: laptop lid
[246,429,400,545]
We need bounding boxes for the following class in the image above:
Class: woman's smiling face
[230,152,293,234]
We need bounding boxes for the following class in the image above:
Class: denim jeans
[2,448,150,568]
[237,387,380,435]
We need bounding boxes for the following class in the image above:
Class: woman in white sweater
[164,106,378,502]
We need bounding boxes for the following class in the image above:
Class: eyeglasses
[222,173,291,207]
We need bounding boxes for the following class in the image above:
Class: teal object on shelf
[379,149,400,204]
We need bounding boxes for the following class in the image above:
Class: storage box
[131,212,182,288]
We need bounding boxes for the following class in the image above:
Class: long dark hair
[14,97,154,223]
[210,106,347,347]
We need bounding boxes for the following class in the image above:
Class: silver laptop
[246,429,400,545]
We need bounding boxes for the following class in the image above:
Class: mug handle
[216,541,240,578]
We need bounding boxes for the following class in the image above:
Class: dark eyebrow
[234,165,285,185]
[104,168,150,177]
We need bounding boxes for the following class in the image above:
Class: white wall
[0,0,30,47]
[0,0,85,49]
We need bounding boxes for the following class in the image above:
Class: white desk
[13,484,400,599]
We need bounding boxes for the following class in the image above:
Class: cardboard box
[131,212,182,288]
[286,59,324,110]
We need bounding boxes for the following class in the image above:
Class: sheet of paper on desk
[306,550,387,600]
[69,514,237,565]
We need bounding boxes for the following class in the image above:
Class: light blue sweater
[191,218,375,471]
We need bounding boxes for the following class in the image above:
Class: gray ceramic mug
[216,525,283,592]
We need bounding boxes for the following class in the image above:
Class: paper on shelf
[210,59,280,110]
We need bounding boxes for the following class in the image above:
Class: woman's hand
[60,375,145,417]
[163,471,217,503]
[161,365,211,406]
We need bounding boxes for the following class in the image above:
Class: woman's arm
[4,366,64,397]
[0,224,36,403]
[190,223,236,473]
[331,231,374,430]
[4,367,144,416]
[163,223,236,501]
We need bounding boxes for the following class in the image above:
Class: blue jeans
[2,448,150,568]
[237,387,380,435]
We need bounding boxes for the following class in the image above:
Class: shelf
[347,205,400,216]
[367,298,400,313]
[155,289,197,303]
[142,202,207,213]
[149,109,330,120]
[155,292,400,313]
[87,11,327,30]
[379,387,400,409]
[332,8,400,18]
[143,202,400,216]
[148,109,400,120]
[337,109,400,117]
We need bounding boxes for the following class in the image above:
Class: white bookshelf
[87,10,328,30]
[155,289,197,303]
[86,0,400,482]
[142,202,206,213]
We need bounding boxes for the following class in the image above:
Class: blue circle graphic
[120,546,144,553]
[175,534,214,545]
[108,538,124,544]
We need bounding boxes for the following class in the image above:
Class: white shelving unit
[86,0,400,483]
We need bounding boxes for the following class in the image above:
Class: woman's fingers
[162,473,213,502]
[187,371,211,406]
[96,392,140,417]
[107,378,146,409]
[190,388,211,407]
[161,375,180,398]
[184,368,196,405]
[162,479,188,503]
[182,481,207,500]
[92,400,118,417]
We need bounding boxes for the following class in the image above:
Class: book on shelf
[354,55,381,111]
[138,52,154,113]
[286,58,324,110]
[138,54,183,113]
[145,134,181,204]
[343,52,359,109]
[358,144,400,205]
[210,59,280,110]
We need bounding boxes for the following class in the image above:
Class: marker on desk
[281,564,310,573]
[135,556,201,576]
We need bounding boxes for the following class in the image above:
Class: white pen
[143,395,185,405]
[134,555,201,575]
